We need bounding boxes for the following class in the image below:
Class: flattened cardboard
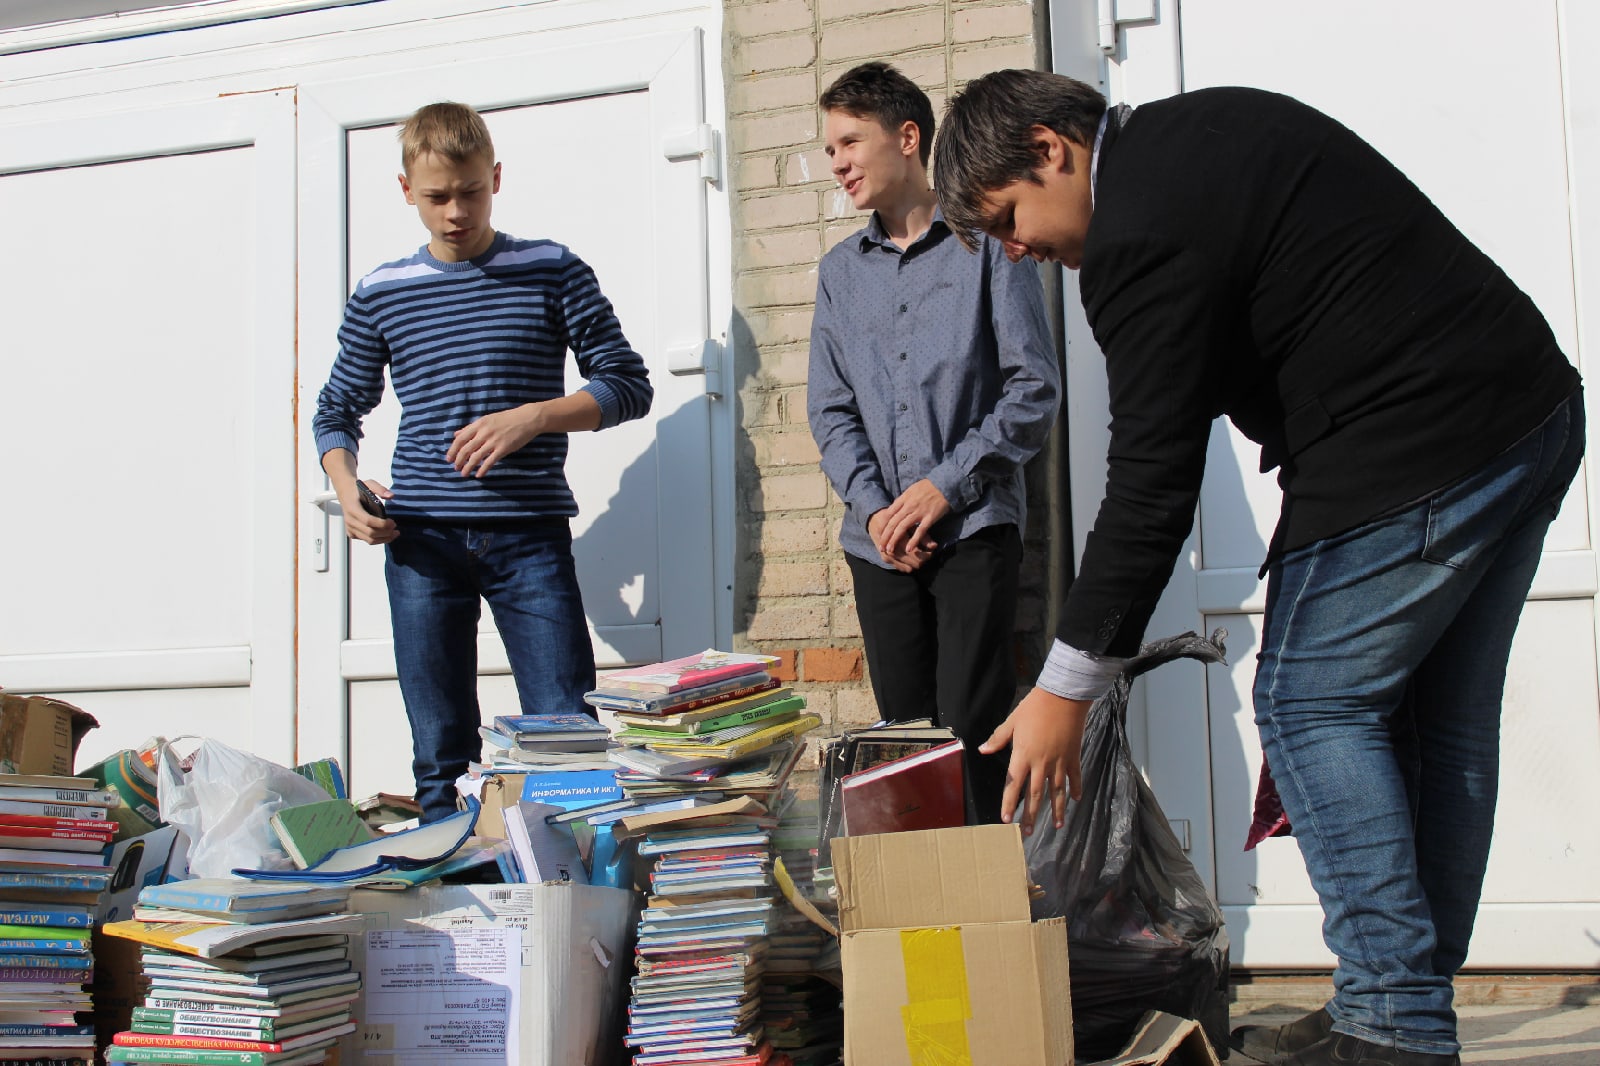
[841,917,1073,1066]
[834,823,1029,932]
[347,881,637,1066]
[0,693,98,776]
[1091,1010,1223,1066]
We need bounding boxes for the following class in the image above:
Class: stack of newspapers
[0,772,120,1065]
[100,880,366,1066]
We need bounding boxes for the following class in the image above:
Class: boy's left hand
[876,479,950,558]
[448,405,544,477]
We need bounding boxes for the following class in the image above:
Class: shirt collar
[1090,110,1109,206]
[859,201,948,252]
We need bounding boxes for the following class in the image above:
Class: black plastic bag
[1025,630,1232,1060]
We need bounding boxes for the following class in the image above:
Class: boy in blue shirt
[807,64,1059,820]
[314,102,652,822]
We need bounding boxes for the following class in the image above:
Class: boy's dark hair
[398,101,495,172]
[820,62,936,167]
[935,69,1108,248]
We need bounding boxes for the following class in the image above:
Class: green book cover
[268,800,372,869]
[105,1047,320,1065]
[291,758,346,800]
[617,694,806,741]
[0,922,90,941]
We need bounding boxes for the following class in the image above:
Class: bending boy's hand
[980,687,1091,832]
[449,405,544,477]
[342,479,398,545]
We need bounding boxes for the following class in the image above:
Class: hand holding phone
[356,480,388,519]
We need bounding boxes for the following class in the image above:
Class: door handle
[308,489,341,572]
[309,489,344,516]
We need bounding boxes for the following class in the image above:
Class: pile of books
[583,651,830,1066]
[101,879,366,1066]
[478,712,614,774]
[591,651,817,805]
[622,804,783,1066]
[0,772,120,1066]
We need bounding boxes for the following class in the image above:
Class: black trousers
[845,523,1021,824]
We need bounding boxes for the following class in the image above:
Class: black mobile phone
[356,481,387,519]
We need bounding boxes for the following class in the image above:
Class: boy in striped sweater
[313,102,653,822]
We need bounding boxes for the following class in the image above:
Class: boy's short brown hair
[398,102,495,171]
[819,62,935,167]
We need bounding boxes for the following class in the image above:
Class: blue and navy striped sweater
[313,233,652,521]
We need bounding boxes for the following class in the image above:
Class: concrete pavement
[1227,976,1600,1065]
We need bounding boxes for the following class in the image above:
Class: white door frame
[294,27,719,771]
[0,91,299,763]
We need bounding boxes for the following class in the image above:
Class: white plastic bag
[157,738,332,878]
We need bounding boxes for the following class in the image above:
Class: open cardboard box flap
[834,823,1031,933]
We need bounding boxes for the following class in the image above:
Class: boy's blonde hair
[398,102,495,171]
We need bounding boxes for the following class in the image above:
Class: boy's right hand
[867,509,934,572]
[340,479,398,545]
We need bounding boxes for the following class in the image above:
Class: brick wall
[721,0,1052,762]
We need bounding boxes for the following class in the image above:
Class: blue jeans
[1254,391,1583,1055]
[385,520,596,822]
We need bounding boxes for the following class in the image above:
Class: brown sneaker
[1280,1033,1460,1065]
[1231,1007,1335,1063]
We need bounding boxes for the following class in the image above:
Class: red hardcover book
[839,739,968,837]
[0,822,115,840]
[114,1032,285,1052]
[0,813,116,834]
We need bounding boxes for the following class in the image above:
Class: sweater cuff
[581,380,622,430]
[1036,639,1127,702]
[315,431,360,460]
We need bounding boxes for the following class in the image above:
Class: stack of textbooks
[0,774,117,870]
[624,807,783,1066]
[590,651,817,805]
[0,773,119,1066]
[101,879,365,1066]
[587,653,834,1065]
[478,712,615,774]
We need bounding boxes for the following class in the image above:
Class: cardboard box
[96,824,186,925]
[0,693,98,775]
[93,825,188,1056]
[347,881,637,1066]
[836,824,1074,1066]
[1092,1011,1222,1066]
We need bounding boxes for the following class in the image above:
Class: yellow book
[102,914,367,958]
[648,713,823,762]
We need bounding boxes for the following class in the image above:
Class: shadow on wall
[566,316,763,653]
[727,307,765,640]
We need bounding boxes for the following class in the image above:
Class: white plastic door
[295,31,719,798]
[0,93,298,765]
[1054,0,1600,968]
